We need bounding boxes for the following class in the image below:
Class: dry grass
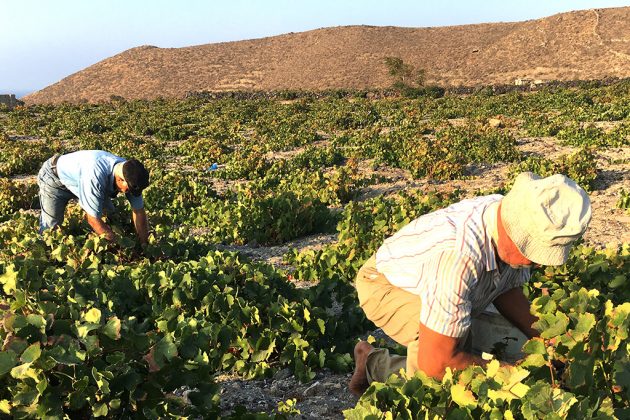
[25,7,630,104]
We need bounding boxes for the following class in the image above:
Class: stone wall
[0,94,23,109]
[187,76,630,101]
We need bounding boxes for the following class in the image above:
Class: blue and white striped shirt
[375,195,529,338]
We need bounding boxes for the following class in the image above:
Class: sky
[2,0,629,97]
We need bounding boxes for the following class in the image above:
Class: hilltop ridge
[25,7,630,104]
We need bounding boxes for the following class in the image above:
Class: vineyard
[0,82,629,418]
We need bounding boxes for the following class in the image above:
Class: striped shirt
[375,195,529,338]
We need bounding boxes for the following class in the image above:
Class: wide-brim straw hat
[501,172,592,266]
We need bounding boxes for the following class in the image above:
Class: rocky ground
[217,369,356,419]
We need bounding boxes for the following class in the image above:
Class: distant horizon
[1,90,33,99]
[2,1,629,94]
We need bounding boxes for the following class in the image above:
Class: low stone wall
[0,94,23,110]
[185,76,630,101]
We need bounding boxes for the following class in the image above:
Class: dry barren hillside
[25,7,630,104]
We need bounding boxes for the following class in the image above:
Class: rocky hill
[25,7,630,104]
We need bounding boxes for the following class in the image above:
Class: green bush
[509,148,598,191]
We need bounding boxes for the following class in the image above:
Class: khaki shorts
[356,255,421,346]
[355,254,471,382]
[355,255,422,380]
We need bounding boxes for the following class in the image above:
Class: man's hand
[86,213,116,242]
[132,208,150,245]
[493,287,539,339]
[417,322,490,379]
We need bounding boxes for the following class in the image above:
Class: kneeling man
[350,172,591,395]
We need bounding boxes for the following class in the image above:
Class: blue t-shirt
[56,150,144,218]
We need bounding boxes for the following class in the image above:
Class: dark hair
[122,159,150,196]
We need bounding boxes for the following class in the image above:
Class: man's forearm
[493,287,539,339]
[132,208,149,244]
[418,348,494,379]
[417,323,497,379]
[86,214,116,241]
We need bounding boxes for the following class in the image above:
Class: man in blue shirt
[37,150,150,244]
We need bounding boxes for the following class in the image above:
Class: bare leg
[349,341,374,396]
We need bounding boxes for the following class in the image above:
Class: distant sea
[0,90,35,99]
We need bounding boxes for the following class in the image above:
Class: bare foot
[349,340,374,396]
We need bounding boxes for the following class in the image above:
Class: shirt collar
[482,200,500,272]
[108,167,119,197]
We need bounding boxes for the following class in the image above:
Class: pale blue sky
[2,0,629,96]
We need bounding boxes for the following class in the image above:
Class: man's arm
[417,322,488,379]
[103,198,116,217]
[132,207,149,245]
[493,287,539,339]
[86,214,116,242]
